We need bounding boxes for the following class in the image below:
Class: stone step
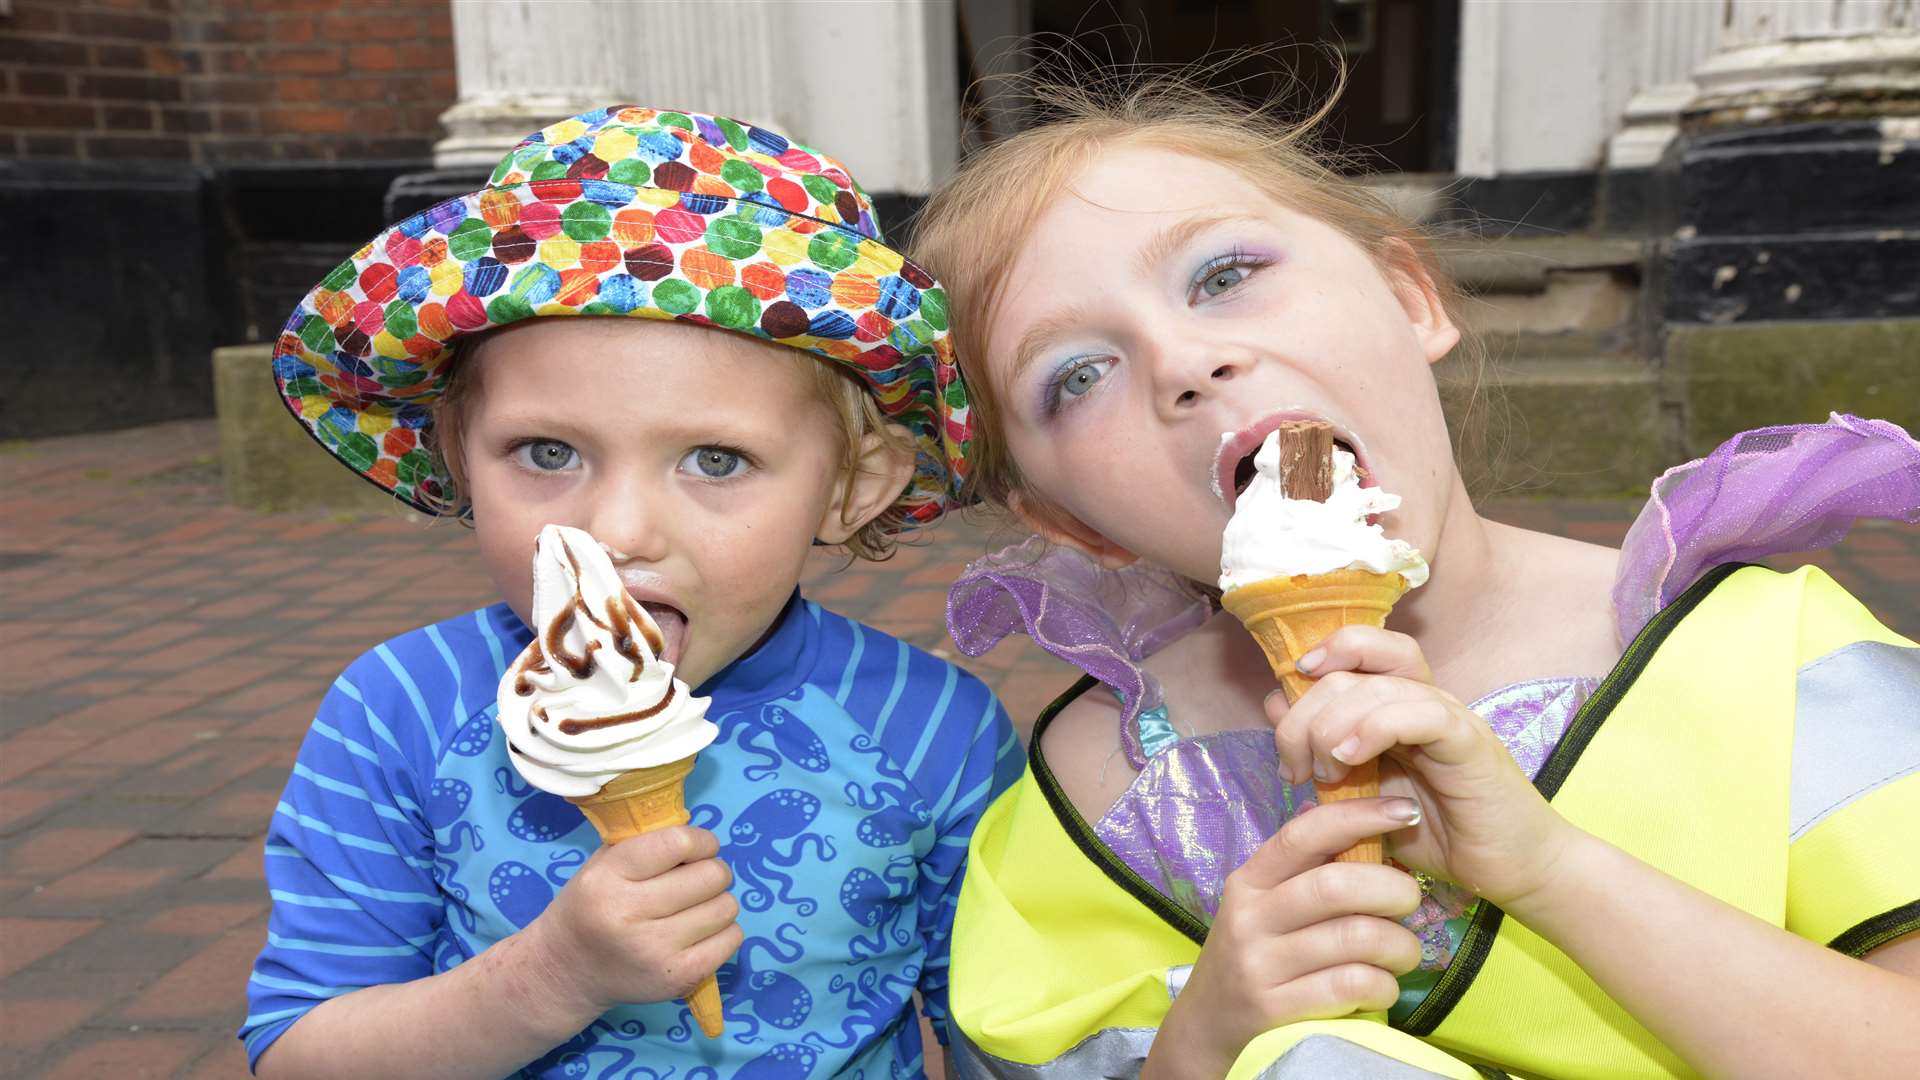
[1445,357,1668,497]
[1440,236,1650,343]
[1439,236,1648,295]
[1485,328,1640,361]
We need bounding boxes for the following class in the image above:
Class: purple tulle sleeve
[946,537,1212,769]
[1613,413,1920,643]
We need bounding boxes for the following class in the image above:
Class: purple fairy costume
[948,414,1920,1005]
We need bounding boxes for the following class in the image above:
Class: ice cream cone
[1222,568,1409,864]
[569,756,725,1038]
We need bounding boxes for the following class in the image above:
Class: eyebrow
[1132,212,1256,280]
[1007,212,1265,385]
[1007,299,1097,387]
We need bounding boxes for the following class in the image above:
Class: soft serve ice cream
[497,524,718,799]
[1219,430,1429,592]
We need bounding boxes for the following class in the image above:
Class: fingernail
[1313,762,1332,783]
[1388,799,1422,826]
[1264,689,1287,711]
[1331,736,1360,764]
[1296,648,1325,674]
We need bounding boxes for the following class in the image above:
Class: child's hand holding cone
[527,823,739,1032]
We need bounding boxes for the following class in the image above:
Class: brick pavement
[2,419,1915,1077]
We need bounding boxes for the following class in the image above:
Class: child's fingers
[604,826,721,882]
[1294,625,1432,683]
[1235,797,1424,893]
[633,856,734,917]
[659,922,746,996]
[1317,697,1486,787]
[1264,860,1425,929]
[654,887,741,947]
[1261,962,1404,1021]
[1263,688,1290,727]
[1282,677,1463,786]
[1276,914,1425,979]
[1274,670,1396,784]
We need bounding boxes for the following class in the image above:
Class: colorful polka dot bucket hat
[272,104,969,527]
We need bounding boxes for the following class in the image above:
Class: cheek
[475,523,537,625]
[688,495,820,584]
[1014,416,1174,508]
[464,471,549,624]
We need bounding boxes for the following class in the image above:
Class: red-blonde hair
[909,66,1490,518]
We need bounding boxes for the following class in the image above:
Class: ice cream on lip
[1219,429,1429,592]
[497,524,719,799]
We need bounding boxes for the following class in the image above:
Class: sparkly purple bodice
[1089,678,1598,971]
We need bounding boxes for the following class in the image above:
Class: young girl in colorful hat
[240,106,1021,1078]
[909,78,1920,1079]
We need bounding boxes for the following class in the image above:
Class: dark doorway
[969,0,1458,174]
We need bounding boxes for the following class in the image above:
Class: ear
[816,425,917,544]
[1381,238,1461,366]
[1008,491,1139,569]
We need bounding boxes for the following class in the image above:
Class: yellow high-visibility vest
[950,566,1920,1079]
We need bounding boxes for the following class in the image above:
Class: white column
[437,0,959,195]
[1455,0,1647,177]
[1606,2,1723,168]
[1688,0,1920,123]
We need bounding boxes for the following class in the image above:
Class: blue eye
[1190,250,1272,301]
[681,447,747,479]
[1042,356,1112,417]
[514,440,578,472]
[1060,358,1111,398]
[1200,266,1246,296]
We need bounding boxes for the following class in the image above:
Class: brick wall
[0,0,456,165]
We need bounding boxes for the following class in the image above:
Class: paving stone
[0,692,96,738]
[12,838,251,923]
[146,766,290,840]
[31,1031,204,1080]
[144,901,269,937]
[0,619,55,646]
[179,1037,252,1080]
[46,691,210,736]
[117,916,268,1026]
[0,786,68,837]
[201,844,264,882]
[119,636,255,675]
[0,733,85,785]
[0,826,137,883]
[0,917,102,979]
[0,997,102,1056]
[28,918,205,978]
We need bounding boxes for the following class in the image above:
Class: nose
[584,476,670,565]
[1151,333,1252,419]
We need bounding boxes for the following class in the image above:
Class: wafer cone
[1222,568,1409,864]
[569,756,725,1038]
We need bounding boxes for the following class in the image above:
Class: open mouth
[635,599,688,667]
[1228,436,1362,498]
[1217,413,1371,510]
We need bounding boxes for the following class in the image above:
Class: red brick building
[0,0,458,438]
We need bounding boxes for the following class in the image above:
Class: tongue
[640,603,687,666]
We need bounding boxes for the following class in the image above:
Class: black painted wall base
[1,161,216,440]
[1666,120,1920,323]
[0,160,428,440]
